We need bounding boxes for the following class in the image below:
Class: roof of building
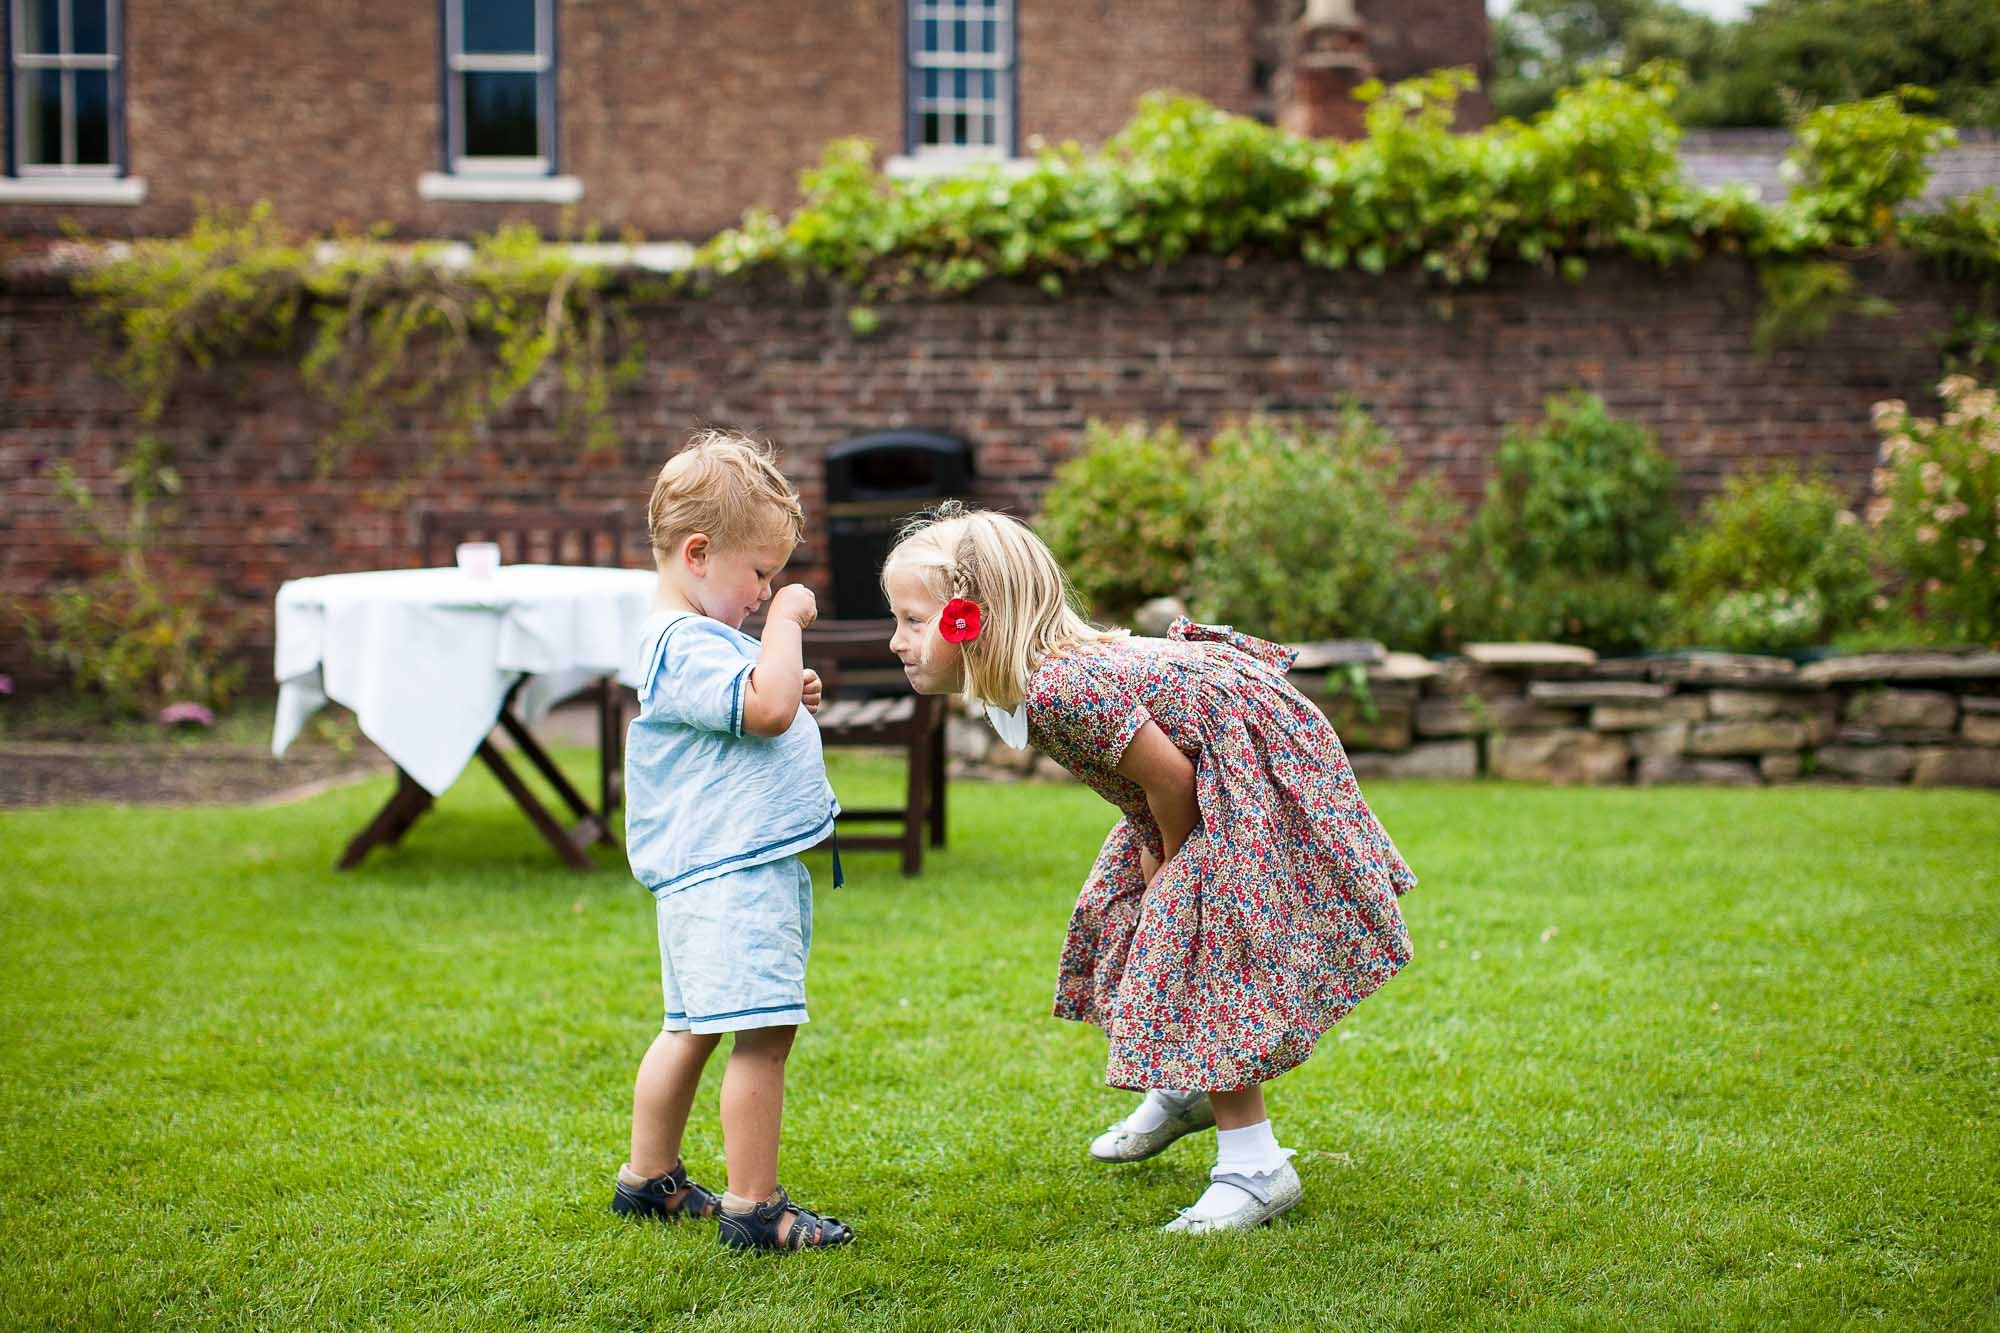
[1678,127,2000,206]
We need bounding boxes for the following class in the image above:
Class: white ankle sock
[1183,1121,1294,1221]
[1215,1120,1293,1177]
[1122,1088,1194,1134]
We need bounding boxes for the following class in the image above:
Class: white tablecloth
[271,565,657,795]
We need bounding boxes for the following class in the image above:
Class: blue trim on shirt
[645,805,839,899]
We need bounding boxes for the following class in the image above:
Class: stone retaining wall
[947,645,2000,789]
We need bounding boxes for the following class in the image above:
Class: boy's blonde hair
[647,429,805,560]
[882,503,1124,709]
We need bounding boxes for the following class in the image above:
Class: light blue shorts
[656,857,813,1034]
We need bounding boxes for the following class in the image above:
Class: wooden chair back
[420,509,627,568]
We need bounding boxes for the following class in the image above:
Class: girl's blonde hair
[882,503,1124,709]
[648,429,805,559]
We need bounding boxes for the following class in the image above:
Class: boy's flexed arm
[741,585,817,736]
[1117,720,1198,882]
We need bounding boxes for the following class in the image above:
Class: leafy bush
[1446,392,1678,651]
[1187,413,1459,648]
[23,576,244,719]
[1866,376,2000,646]
[1779,89,1958,249]
[1037,422,1202,620]
[1664,466,1878,651]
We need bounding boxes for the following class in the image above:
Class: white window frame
[906,0,1015,162]
[443,0,553,177]
[10,0,122,177]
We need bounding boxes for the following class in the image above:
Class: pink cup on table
[455,541,501,580]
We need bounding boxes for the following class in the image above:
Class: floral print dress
[1027,618,1415,1092]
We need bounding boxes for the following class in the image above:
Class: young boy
[611,430,853,1251]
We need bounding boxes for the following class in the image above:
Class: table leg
[475,739,595,871]
[337,768,436,870]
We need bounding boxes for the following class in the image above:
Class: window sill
[417,172,583,203]
[0,176,147,205]
[885,153,1034,181]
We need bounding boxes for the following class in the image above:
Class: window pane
[461,0,536,55]
[73,0,111,55]
[980,71,995,101]
[922,18,937,53]
[22,70,62,164]
[462,70,540,157]
[75,70,111,163]
[923,69,939,99]
[951,111,969,144]
[953,68,968,99]
[20,0,61,55]
[922,111,941,146]
[953,18,967,53]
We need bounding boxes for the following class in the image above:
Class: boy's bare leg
[719,1024,798,1233]
[1209,1085,1268,1131]
[630,1029,721,1177]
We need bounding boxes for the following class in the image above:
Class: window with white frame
[906,0,1014,158]
[443,0,554,175]
[8,0,123,176]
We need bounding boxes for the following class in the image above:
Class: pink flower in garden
[1961,538,1987,562]
[1866,497,1893,527]
[1934,501,1970,525]
[1916,525,1939,546]
[1871,400,1907,431]
[1835,509,1858,526]
[1871,467,1894,494]
[0,674,12,696]
[1878,433,1917,463]
[1937,374,1975,401]
[1919,462,1945,494]
[158,701,215,728]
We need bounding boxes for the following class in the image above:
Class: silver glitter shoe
[1162,1160,1303,1234]
[1087,1091,1216,1162]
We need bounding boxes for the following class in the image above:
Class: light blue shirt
[625,610,839,899]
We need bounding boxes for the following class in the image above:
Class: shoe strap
[1204,1170,1274,1206]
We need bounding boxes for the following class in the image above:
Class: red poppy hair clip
[939,597,983,644]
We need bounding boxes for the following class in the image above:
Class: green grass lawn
[3,756,1997,1329]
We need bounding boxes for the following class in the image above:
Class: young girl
[883,505,1415,1233]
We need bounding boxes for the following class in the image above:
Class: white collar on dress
[983,701,1029,750]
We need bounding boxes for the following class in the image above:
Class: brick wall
[0,254,1955,679]
[1358,0,1494,126]
[0,0,1279,242]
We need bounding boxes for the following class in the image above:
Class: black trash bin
[823,429,976,619]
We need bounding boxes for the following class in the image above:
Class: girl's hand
[801,668,823,715]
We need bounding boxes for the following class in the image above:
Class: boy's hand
[769,584,818,628]
[801,668,823,715]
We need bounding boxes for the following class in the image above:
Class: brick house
[0,0,1491,241]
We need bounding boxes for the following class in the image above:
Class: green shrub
[1448,391,1678,650]
[1866,376,2000,646]
[1664,466,1878,651]
[1444,569,1670,656]
[1187,413,1459,648]
[1781,89,1957,249]
[23,575,244,720]
[1036,422,1202,620]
